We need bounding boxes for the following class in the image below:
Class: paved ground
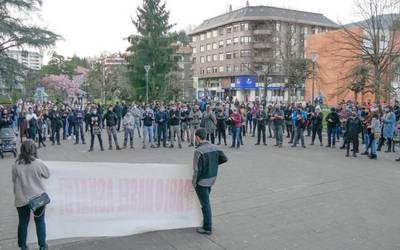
[1,131,400,250]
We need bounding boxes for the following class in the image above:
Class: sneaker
[196,228,212,235]
[178,144,182,149]
[189,143,194,147]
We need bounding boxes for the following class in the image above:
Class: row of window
[194,36,253,54]
[198,63,282,75]
[193,23,250,42]
[199,63,252,74]
[194,49,252,63]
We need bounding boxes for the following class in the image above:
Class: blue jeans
[364,134,370,152]
[231,127,241,148]
[17,205,46,249]
[195,185,212,231]
[327,127,336,146]
[370,138,377,155]
[143,125,154,146]
[336,126,342,140]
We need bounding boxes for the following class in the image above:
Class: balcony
[253,56,273,63]
[253,42,273,49]
[253,29,273,35]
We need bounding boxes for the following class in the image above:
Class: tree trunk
[354,91,358,104]
[374,65,381,104]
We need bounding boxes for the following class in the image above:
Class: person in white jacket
[122,111,135,149]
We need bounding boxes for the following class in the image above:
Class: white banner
[28,161,202,243]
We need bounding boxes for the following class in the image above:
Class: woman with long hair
[12,140,50,250]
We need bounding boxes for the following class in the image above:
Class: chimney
[229,4,233,12]
[246,1,250,7]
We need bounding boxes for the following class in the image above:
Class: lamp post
[311,53,318,106]
[144,65,151,104]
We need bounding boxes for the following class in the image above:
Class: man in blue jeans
[193,128,228,235]
[325,107,340,148]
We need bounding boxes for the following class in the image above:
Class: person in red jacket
[229,108,242,149]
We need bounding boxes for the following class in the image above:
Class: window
[212,42,218,50]
[290,24,296,33]
[233,24,240,32]
[200,68,204,75]
[219,53,224,61]
[212,30,218,38]
[192,57,197,63]
[274,64,282,73]
[233,50,239,59]
[213,54,218,61]
[274,37,280,46]
[241,23,249,31]
[219,66,224,73]
[219,28,225,35]
[218,40,224,48]
[207,55,212,62]
[274,50,280,58]
[226,26,232,33]
[226,39,232,46]
[241,63,251,72]
[276,22,281,32]
[200,56,205,63]
[193,47,197,54]
[200,34,205,41]
[226,52,232,60]
[200,45,205,52]
[206,31,212,39]
[206,43,211,51]
[212,66,218,73]
[240,36,252,44]
[233,37,239,45]
[226,65,232,72]
[303,27,308,35]
[192,36,198,42]
[234,65,240,72]
[207,67,212,74]
[240,49,251,57]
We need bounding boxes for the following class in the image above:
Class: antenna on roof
[246,1,250,7]
[229,4,233,12]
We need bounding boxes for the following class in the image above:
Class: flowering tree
[42,74,81,100]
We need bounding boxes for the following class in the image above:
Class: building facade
[6,50,43,70]
[189,4,338,102]
[172,44,195,100]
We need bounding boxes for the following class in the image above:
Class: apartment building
[173,44,195,100]
[189,4,338,102]
[6,50,43,70]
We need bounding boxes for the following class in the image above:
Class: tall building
[189,4,338,102]
[6,50,43,70]
[172,43,195,100]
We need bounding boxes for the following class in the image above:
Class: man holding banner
[193,128,228,235]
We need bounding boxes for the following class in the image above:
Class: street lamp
[144,65,151,104]
[311,53,318,106]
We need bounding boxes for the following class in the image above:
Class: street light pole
[144,65,151,104]
[311,53,318,106]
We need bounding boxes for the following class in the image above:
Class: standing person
[255,106,267,146]
[292,109,307,148]
[60,106,69,140]
[155,106,168,148]
[12,140,50,250]
[49,106,62,146]
[142,105,156,149]
[37,114,46,148]
[26,107,38,140]
[131,104,142,138]
[230,108,242,149]
[192,128,228,235]
[202,106,217,144]
[251,104,259,137]
[216,106,227,146]
[73,106,86,145]
[271,104,284,147]
[181,105,191,143]
[345,109,362,157]
[325,107,340,148]
[122,110,135,149]
[113,102,123,132]
[88,107,104,152]
[369,111,381,159]
[103,106,121,150]
[189,104,202,147]
[169,105,182,148]
[310,107,324,146]
[378,106,396,152]
[246,107,253,134]
[284,105,293,139]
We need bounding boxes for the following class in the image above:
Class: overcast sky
[39,0,360,60]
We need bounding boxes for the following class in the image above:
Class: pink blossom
[42,75,81,97]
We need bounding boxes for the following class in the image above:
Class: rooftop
[189,5,338,35]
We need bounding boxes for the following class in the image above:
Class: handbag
[28,193,50,213]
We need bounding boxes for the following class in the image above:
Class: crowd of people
[1,98,400,160]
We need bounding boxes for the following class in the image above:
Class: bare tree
[335,0,400,103]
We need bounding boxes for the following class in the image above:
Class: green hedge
[0,95,12,105]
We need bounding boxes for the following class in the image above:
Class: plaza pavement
[1,131,400,250]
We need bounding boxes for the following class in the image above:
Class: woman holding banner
[12,140,50,250]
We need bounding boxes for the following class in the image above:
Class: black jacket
[326,112,340,128]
